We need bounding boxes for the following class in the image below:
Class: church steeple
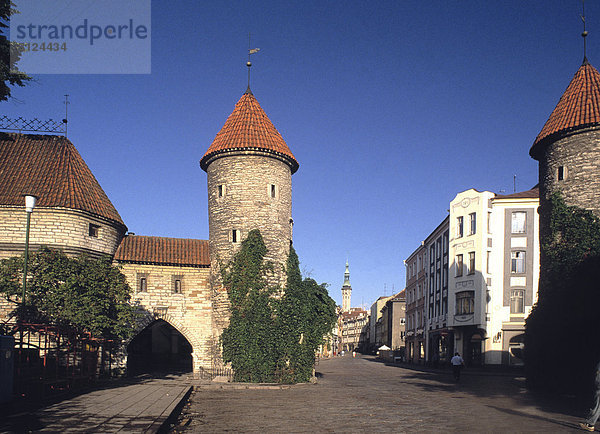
[341,260,352,312]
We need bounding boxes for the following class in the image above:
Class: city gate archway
[127,319,193,375]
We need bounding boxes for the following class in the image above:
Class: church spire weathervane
[582,0,589,63]
[246,33,260,92]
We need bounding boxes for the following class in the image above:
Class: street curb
[155,384,193,433]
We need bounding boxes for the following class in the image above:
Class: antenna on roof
[246,33,260,92]
[62,94,69,137]
[582,0,589,62]
[513,174,516,193]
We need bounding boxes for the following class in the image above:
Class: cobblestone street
[175,355,584,432]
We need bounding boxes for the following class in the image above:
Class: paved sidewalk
[1,374,191,433]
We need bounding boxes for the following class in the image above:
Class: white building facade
[405,187,539,366]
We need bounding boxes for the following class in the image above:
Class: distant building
[405,243,428,364]
[337,262,369,352]
[369,295,393,352]
[341,261,352,312]
[380,290,406,352]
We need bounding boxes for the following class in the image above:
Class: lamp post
[22,195,37,308]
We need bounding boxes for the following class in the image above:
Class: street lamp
[22,194,37,308]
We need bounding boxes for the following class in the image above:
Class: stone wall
[206,153,293,365]
[538,128,600,234]
[0,206,125,260]
[117,262,213,370]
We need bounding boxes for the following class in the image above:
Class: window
[137,274,148,292]
[486,251,490,274]
[172,275,183,294]
[89,223,100,238]
[456,216,464,238]
[270,184,277,198]
[558,166,565,181]
[487,211,492,234]
[217,184,225,198]
[511,211,526,234]
[510,289,525,314]
[456,291,475,315]
[469,212,476,235]
[456,254,463,277]
[231,229,241,243]
[468,252,475,275]
[511,251,526,273]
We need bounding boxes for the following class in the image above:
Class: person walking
[450,352,465,381]
[580,360,600,431]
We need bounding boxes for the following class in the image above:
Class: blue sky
[3,1,598,308]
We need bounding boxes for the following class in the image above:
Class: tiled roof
[531,60,600,159]
[494,186,539,200]
[0,133,125,227]
[200,89,299,173]
[114,235,210,267]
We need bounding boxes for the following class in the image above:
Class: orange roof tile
[531,60,600,159]
[0,133,125,227]
[200,89,299,173]
[114,235,210,267]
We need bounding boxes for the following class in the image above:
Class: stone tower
[530,58,600,235]
[200,87,299,359]
[341,261,352,312]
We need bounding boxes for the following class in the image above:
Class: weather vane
[247,32,260,89]
[63,94,69,137]
[582,0,589,61]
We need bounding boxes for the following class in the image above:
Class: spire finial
[582,0,589,62]
[246,33,260,91]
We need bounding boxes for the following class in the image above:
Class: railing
[8,322,114,400]
[0,116,67,134]
[196,366,234,381]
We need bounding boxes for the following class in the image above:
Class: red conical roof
[200,89,298,173]
[0,133,125,228]
[530,60,600,159]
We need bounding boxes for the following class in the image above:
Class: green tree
[0,246,136,340]
[0,0,32,101]
[277,246,337,383]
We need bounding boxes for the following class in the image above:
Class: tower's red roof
[200,89,298,173]
[0,133,125,228]
[530,60,600,159]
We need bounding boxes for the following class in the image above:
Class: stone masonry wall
[117,262,213,371]
[538,129,600,235]
[206,153,293,366]
[0,206,125,260]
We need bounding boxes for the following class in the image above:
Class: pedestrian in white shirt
[450,352,464,381]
